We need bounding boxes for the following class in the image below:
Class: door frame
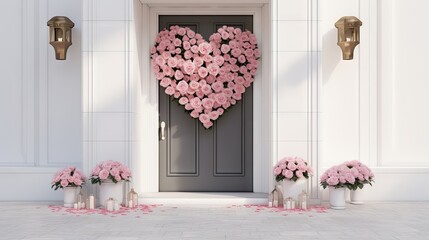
[139,2,272,193]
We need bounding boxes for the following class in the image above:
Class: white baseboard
[320,167,429,201]
[0,167,63,201]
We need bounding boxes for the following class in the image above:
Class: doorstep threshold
[140,192,268,205]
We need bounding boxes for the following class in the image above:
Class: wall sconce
[335,16,362,60]
[47,16,74,60]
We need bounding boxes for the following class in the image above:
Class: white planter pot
[63,187,78,208]
[99,181,124,207]
[350,189,365,204]
[329,187,346,210]
[282,178,307,199]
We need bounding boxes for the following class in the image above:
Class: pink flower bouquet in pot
[320,161,374,190]
[273,156,313,199]
[320,161,374,209]
[90,160,131,185]
[51,166,86,207]
[51,166,86,190]
[90,160,132,207]
[273,156,313,182]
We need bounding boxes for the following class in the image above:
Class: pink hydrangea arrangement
[273,156,313,182]
[320,160,374,190]
[151,25,260,128]
[90,160,132,185]
[51,166,86,190]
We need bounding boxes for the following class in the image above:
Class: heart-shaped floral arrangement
[151,25,260,128]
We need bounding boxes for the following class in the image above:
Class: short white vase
[63,186,78,208]
[282,178,307,199]
[329,187,346,210]
[99,181,124,207]
[350,189,365,204]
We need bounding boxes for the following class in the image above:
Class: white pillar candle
[73,203,78,209]
[291,200,296,209]
[106,199,114,211]
[301,201,307,210]
[128,199,134,208]
[268,201,273,208]
[284,200,291,210]
[89,195,95,210]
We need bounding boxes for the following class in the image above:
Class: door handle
[160,121,166,140]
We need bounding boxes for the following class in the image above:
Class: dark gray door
[159,15,253,191]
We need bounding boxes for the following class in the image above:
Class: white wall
[321,0,429,201]
[0,0,82,201]
[81,0,136,193]
[272,0,321,199]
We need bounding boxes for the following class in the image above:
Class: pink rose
[203,121,213,129]
[215,93,227,104]
[221,31,229,40]
[179,97,189,105]
[155,55,166,66]
[221,44,230,54]
[183,41,191,50]
[198,67,208,78]
[191,45,199,53]
[213,55,225,66]
[207,64,220,76]
[217,108,224,115]
[190,97,202,108]
[160,78,171,88]
[238,55,246,63]
[208,111,219,120]
[60,179,69,187]
[211,82,223,93]
[173,38,182,47]
[198,42,213,55]
[167,57,178,68]
[187,29,196,38]
[183,61,196,75]
[273,167,282,175]
[202,98,214,109]
[185,103,193,110]
[231,48,241,58]
[177,27,186,36]
[174,70,184,80]
[176,81,189,93]
[199,114,210,124]
[165,86,175,95]
[99,169,109,180]
[184,50,193,59]
[283,170,294,179]
[233,84,245,94]
[193,57,204,66]
[190,110,200,118]
[189,81,200,90]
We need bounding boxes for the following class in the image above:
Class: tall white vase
[350,189,364,204]
[63,186,78,208]
[329,187,346,209]
[99,181,124,208]
[282,178,307,199]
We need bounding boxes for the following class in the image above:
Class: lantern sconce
[335,16,362,60]
[47,16,74,60]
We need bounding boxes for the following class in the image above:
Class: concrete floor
[0,202,428,240]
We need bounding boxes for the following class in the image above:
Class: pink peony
[273,167,282,175]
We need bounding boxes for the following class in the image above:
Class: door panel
[159,15,253,191]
